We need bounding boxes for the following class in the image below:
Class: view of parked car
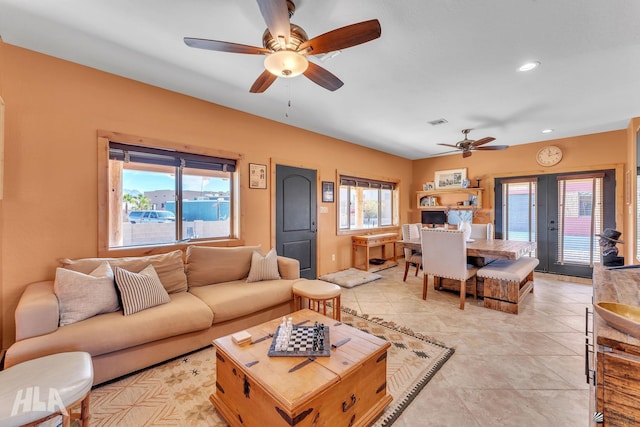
[128,210,176,223]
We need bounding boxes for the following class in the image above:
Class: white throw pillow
[114,264,170,315]
[247,248,281,283]
[54,261,120,326]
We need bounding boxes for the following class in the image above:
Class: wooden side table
[351,233,398,272]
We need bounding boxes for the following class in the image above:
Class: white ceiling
[1,0,639,160]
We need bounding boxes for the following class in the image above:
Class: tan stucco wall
[0,39,635,350]
[412,130,627,248]
[0,41,414,347]
[626,118,640,264]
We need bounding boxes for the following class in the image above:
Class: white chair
[401,223,422,281]
[470,223,494,240]
[420,228,478,310]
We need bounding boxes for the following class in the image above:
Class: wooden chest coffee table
[211,309,392,427]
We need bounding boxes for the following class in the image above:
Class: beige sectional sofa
[5,246,300,385]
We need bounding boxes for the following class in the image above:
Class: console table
[352,233,398,272]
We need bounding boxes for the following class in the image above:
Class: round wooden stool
[0,351,93,427]
[293,279,342,320]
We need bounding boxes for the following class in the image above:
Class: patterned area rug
[319,267,382,288]
[83,309,454,426]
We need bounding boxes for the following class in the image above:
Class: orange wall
[0,39,634,349]
[412,131,627,227]
[0,41,414,347]
[625,118,640,263]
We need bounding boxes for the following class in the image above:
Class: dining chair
[470,223,494,240]
[420,228,478,309]
[401,223,422,281]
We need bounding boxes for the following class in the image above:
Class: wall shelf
[416,188,483,211]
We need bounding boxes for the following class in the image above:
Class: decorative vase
[459,221,472,242]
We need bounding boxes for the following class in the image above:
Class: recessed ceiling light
[542,128,554,134]
[518,61,541,72]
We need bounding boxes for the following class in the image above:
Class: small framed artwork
[322,181,335,203]
[249,163,267,189]
[423,182,435,191]
[435,168,467,190]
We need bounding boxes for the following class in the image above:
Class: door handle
[548,227,557,231]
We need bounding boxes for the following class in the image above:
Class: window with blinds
[338,175,398,231]
[557,173,604,266]
[106,141,237,248]
[501,178,537,256]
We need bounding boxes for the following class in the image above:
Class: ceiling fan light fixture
[518,61,541,72]
[264,50,308,77]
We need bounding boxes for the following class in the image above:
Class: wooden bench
[477,257,539,314]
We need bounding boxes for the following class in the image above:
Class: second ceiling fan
[438,129,509,158]
[184,0,381,93]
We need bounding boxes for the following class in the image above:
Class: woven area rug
[82,309,453,426]
[319,267,382,288]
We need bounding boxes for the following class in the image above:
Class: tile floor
[339,265,593,427]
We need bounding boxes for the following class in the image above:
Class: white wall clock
[536,145,563,166]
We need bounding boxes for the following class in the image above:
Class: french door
[495,170,616,278]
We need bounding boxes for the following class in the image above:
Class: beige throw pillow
[114,264,170,315]
[59,250,187,294]
[247,248,281,282]
[186,245,261,287]
[54,261,120,326]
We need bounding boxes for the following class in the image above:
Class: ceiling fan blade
[184,38,269,55]
[297,19,381,55]
[256,0,291,47]
[437,143,460,148]
[463,150,473,158]
[303,61,344,91]
[471,137,496,147]
[250,69,278,93]
[474,145,509,150]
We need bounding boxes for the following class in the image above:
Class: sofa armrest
[277,256,300,280]
[15,281,59,340]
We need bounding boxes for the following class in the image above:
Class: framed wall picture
[322,181,334,203]
[423,182,435,191]
[434,168,467,190]
[249,163,267,189]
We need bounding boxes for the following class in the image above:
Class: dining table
[395,237,536,264]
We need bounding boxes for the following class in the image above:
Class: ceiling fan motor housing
[262,24,309,52]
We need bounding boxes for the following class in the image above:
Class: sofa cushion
[54,262,120,326]
[114,265,171,315]
[188,279,294,323]
[60,250,187,294]
[186,245,261,287]
[6,292,213,359]
[247,248,281,283]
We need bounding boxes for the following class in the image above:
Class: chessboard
[268,324,331,357]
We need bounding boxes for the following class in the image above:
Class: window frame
[336,172,400,234]
[98,131,243,257]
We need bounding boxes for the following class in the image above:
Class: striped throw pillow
[247,248,281,282]
[114,264,170,315]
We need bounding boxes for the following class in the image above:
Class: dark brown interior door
[275,164,317,279]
